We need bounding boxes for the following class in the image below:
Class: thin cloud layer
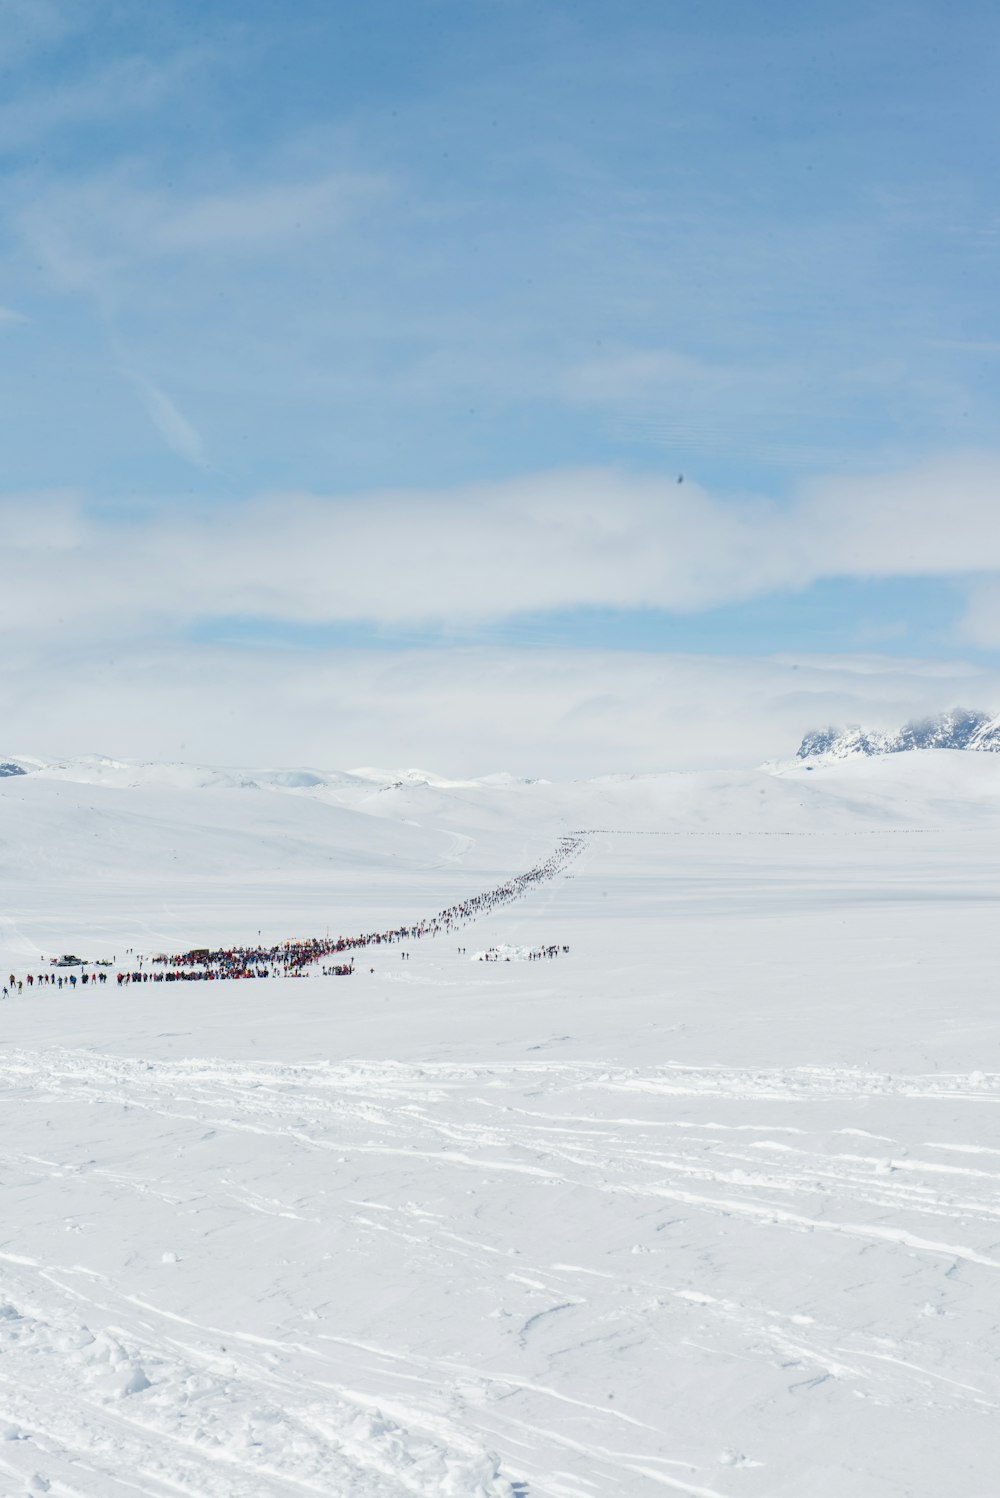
[2,643,995,776]
[1,454,998,641]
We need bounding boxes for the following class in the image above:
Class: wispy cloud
[564,347,734,404]
[155,175,386,251]
[0,0,81,67]
[0,49,206,151]
[6,6,999,500]
[19,167,388,289]
[128,373,208,468]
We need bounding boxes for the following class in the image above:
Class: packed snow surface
[1,750,1000,1496]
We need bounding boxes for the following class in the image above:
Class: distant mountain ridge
[797,708,1000,761]
[0,754,539,795]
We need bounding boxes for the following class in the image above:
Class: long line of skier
[138,833,587,982]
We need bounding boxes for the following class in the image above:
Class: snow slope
[1,752,999,1495]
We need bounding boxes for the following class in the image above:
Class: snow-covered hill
[0,753,536,796]
[7,743,1000,838]
[3,745,1000,969]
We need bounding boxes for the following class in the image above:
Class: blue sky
[3,0,1000,768]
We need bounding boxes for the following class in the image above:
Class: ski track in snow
[3,1045,1000,1494]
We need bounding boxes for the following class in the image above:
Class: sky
[4,0,1000,774]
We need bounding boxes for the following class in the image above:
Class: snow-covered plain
[2,750,1000,1497]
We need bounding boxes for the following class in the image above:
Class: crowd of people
[474,944,569,962]
[4,970,108,997]
[148,833,585,980]
[2,834,586,995]
[116,967,274,984]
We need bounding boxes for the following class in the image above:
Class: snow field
[2,757,1000,1494]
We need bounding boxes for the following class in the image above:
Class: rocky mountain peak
[797,709,1000,761]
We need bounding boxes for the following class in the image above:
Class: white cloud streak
[0,50,201,149]
[0,453,997,640]
[0,0,78,67]
[19,168,390,291]
[128,374,208,468]
[154,177,381,250]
